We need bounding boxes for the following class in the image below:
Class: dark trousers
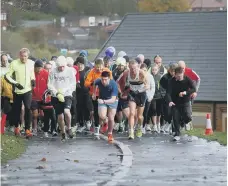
[43,108,56,133]
[12,91,32,130]
[76,91,92,126]
[92,99,99,127]
[143,100,151,127]
[172,105,192,136]
[163,99,172,124]
[70,95,77,127]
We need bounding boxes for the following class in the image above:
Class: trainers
[136,128,142,138]
[100,123,108,134]
[14,127,21,136]
[77,126,86,133]
[44,132,49,138]
[86,121,91,130]
[52,131,58,137]
[142,127,146,134]
[164,123,171,133]
[128,130,134,140]
[108,133,114,142]
[32,129,37,136]
[173,136,180,141]
[145,124,151,131]
[25,129,33,138]
[61,133,66,141]
[160,124,166,133]
[67,128,74,138]
[185,123,191,131]
[118,122,125,133]
[114,123,120,131]
[94,127,100,139]
[153,124,158,133]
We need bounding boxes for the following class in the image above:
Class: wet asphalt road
[1,132,227,186]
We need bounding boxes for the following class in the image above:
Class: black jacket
[167,76,196,106]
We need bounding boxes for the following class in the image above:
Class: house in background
[188,0,226,11]
[1,10,8,30]
[96,11,227,132]
[79,16,110,27]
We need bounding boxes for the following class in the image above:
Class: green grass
[184,128,227,146]
[87,49,99,61]
[1,134,27,164]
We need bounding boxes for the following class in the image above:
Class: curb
[99,133,133,186]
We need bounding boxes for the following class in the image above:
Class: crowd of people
[1,47,200,142]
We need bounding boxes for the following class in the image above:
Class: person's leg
[128,101,136,139]
[150,99,157,131]
[98,104,108,134]
[43,109,50,136]
[156,99,162,132]
[142,100,151,128]
[107,107,117,141]
[20,104,25,128]
[64,97,73,138]
[31,101,39,135]
[50,108,57,134]
[22,92,32,133]
[172,106,181,138]
[12,93,23,135]
[92,99,99,128]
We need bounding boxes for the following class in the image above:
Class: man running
[5,48,35,138]
[117,59,149,139]
[92,71,118,141]
[167,67,196,141]
[48,56,76,140]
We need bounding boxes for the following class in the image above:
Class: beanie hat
[144,58,151,68]
[135,57,141,64]
[137,54,144,63]
[34,59,44,68]
[117,51,127,58]
[116,57,126,66]
[79,50,88,58]
[123,55,129,62]
[66,57,74,66]
[56,56,67,67]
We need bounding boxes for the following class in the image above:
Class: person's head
[154,55,162,67]
[101,71,111,86]
[116,57,126,71]
[178,60,186,71]
[137,54,144,64]
[66,57,74,67]
[1,54,8,67]
[79,50,88,58]
[168,62,178,77]
[94,58,104,72]
[151,64,159,75]
[41,58,47,64]
[19,48,30,63]
[117,51,127,58]
[103,56,111,68]
[34,59,44,73]
[175,66,184,81]
[56,56,67,72]
[75,56,85,71]
[129,59,139,73]
[44,62,52,72]
[51,56,58,62]
[144,58,151,69]
[140,63,148,73]
[123,55,129,68]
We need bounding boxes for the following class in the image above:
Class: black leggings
[43,108,56,133]
[148,98,162,117]
[12,91,32,130]
[143,100,151,127]
[92,99,99,127]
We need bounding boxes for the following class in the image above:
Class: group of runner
[1,46,200,142]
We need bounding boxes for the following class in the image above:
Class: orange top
[84,67,112,96]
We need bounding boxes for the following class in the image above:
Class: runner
[167,67,196,141]
[48,56,76,140]
[117,59,149,139]
[5,48,35,138]
[84,58,112,137]
[92,71,118,142]
[140,63,155,133]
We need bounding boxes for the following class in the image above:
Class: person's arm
[103,81,118,104]
[149,75,155,101]
[186,77,196,96]
[84,70,94,88]
[167,79,174,105]
[139,70,149,92]
[5,62,17,85]
[160,75,166,90]
[69,69,76,95]
[47,71,58,96]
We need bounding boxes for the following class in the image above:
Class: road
[1,132,227,186]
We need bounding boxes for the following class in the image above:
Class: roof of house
[96,11,227,102]
[189,0,225,8]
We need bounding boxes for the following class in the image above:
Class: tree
[138,0,190,12]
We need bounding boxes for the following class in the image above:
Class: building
[1,10,8,30]
[189,0,226,11]
[79,16,109,27]
[96,11,227,132]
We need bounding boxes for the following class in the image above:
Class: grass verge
[1,134,27,164]
[184,128,227,146]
